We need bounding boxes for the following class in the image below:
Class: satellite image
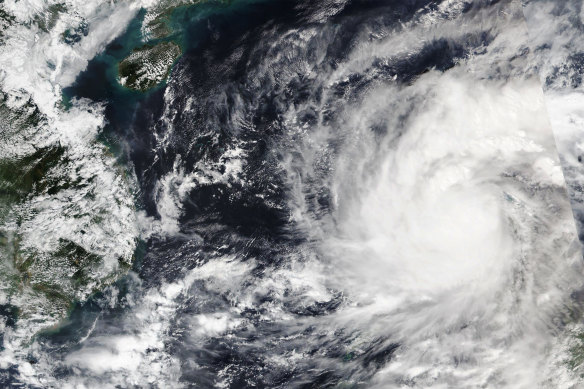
[1,0,584,387]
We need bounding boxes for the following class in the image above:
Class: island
[118,41,182,91]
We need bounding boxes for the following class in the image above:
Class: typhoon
[2,0,584,388]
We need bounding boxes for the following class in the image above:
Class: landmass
[118,41,182,91]
[117,0,229,91]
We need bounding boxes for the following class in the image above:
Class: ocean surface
[3,0,584,387]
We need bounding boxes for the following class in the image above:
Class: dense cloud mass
[2,0,584,387]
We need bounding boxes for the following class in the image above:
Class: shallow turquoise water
[48,0,272,344]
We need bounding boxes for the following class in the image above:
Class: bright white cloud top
[1,0,584,387]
